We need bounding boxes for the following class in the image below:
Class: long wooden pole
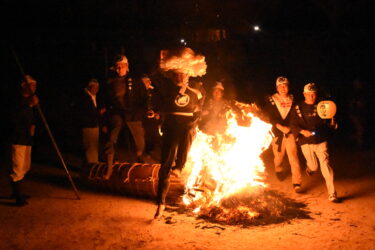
[10,46,80,200]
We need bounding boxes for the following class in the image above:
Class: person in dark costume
[140,74,162,161]
[78,78,105,166]
[290,82,339,202]
[103,54,148,180]
[9,75,39,206]
[152,47,206,219]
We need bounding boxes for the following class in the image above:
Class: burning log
[82,163,183,199]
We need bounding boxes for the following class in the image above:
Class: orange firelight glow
[182,102,273,216]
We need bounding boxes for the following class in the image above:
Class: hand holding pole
[10,46,80,200]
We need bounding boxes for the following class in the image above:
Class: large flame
[160,47,207,77]
[182,102,273,219]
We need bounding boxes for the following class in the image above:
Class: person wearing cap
[263,76,302,193]
[199,81,232,134]
[8,75,39,206]
[291,82,339,202]
[103,54,148,180]
[78,78,105,166]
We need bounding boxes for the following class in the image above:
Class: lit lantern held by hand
[317,100,337,119]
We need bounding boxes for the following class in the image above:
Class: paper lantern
[317,100,337,119]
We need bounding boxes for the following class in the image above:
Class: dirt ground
[0,147,375,250]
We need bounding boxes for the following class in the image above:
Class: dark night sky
[2,1,373,79]
[2,0,373,79]
[1,0,374,151]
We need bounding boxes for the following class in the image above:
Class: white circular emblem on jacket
[175,94,190,107]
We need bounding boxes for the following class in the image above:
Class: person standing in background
[199,81,231,135]
[9,75,39,206]
[79,79,105,166]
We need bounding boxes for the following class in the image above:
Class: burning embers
[192,190,311,226]
[182,102,275,224]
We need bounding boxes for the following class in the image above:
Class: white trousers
[301,141,336,196]
[11,144,32,182]
[82,127,99,163]
[271,134,302,185]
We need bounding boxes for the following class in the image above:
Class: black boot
[10,180,28,206]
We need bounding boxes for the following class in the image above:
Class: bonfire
[181,101,278,224]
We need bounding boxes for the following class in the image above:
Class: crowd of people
[6,46,340,216]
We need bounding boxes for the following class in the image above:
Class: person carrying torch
[152,47,206,219]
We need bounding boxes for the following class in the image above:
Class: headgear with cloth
[109,54,129,73]
[303,82,317,93]
[213,81,224,90]
[276,76,289,86]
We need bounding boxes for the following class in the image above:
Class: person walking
[291,82,339,202]
[263,76,302,193]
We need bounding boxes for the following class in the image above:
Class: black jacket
[78,90,101,128]
[11,95,35,145]
[263,94,295,138]
[151,73,204,128]
[290,101,334,145]
[105,74,148,121]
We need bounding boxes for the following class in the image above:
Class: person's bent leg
[272,137,287,180]
[286,134,302,186]
[155,128,178,219]
[127,121,146,161]
[174,127,196,176]
[104,115,123,180]
[301,144,319,172]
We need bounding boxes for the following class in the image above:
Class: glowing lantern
[317,100,337,119]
